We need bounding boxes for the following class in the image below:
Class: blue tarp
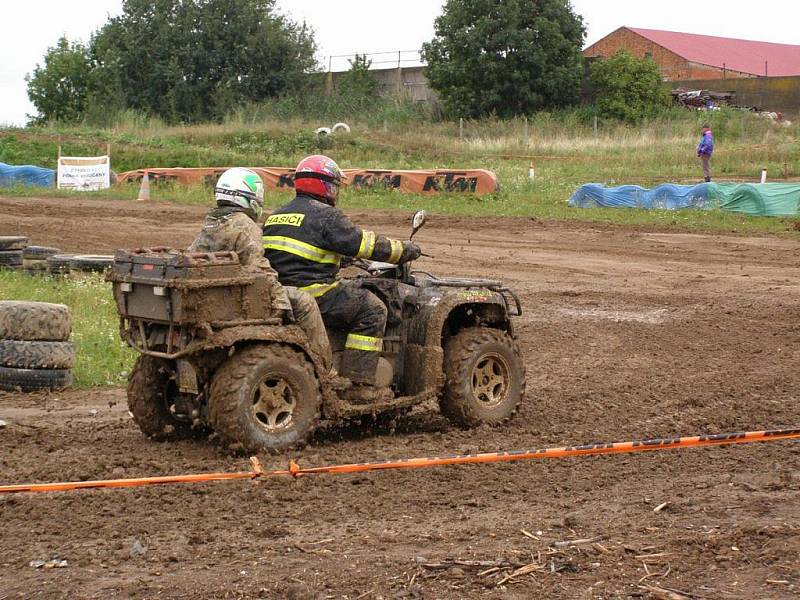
[568,182,800,217]
[568,183,713,211]
[0,162,55,188]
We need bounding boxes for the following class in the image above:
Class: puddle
[556,307,670,324]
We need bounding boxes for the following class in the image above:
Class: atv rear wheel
[127,355,198,440]
[440,327,525,427]
[209,344,320,453]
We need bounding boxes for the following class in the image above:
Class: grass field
[1,107,799,235]
[0,271,135,388]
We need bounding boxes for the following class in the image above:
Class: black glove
[399,241,422,263]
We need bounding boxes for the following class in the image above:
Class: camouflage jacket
[188,208,291,311]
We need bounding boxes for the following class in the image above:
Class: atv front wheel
[209,344,321,453]
[127,355,197,440]
[440,327,525,427]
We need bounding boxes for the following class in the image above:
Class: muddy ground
[1,196,799,599]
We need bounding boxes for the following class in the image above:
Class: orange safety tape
[282,428,800,477]
[1,429,798,495]
[0,457,264,495]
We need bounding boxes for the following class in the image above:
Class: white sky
[1,1,798,126]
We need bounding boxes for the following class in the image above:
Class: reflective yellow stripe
[265,213,305,227]
[388,239,403,264]
[357,230,376,259]
[263,236,341,265]
[298,281,340,298]
[345,333,383,352]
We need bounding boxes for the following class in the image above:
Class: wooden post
[593,116,598,141]
[459,117,464,139]
[783,162,789,180]
[325,56,333,96]
[523,116,528,144]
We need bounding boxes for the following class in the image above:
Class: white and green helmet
[214,167,265,219]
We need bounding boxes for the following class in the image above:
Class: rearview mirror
[411,210,427,239]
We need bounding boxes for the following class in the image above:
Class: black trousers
[315,281,387,384]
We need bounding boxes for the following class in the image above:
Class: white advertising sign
[57,155,111,191]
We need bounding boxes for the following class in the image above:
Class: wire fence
[324,49,424,73]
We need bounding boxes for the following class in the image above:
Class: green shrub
[591,50,670,123]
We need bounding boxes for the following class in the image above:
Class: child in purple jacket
[696,124,714,182]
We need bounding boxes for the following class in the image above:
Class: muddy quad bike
[108,211,525,453]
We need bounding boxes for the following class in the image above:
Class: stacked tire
[69,255,115,275]
[47,254,76,276]
[23,246,62,275]
[0,236,28,270]
[0,302,75,392]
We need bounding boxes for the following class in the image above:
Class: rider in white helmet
[189,168,331,367]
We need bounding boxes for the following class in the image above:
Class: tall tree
[29,0,317,124]
[92,0,317,122]
[26,37,92,123]
[422,0,585,118]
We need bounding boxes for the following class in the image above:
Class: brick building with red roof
[583,27,800,81]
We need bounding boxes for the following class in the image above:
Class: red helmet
[294,155,344,205]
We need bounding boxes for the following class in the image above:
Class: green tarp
[568,182,800,217]
[710,183,800,216]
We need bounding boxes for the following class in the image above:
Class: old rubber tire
[0,250,23,267]
[127,355,196,440]
[440,327,525,428]
[0,340,75,369]
[23,258,49,271]
[209,344,321,453]
[0,365,72,392]
[0,236,29,251]
[0,301,72,341]
[23,246,61,260]
[70,255,114,272]
[47,254,75,275]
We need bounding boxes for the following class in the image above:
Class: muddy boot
[329,372,353,391]
[342,384,394,405]
[339,347,380,385]
[338,347,393,404]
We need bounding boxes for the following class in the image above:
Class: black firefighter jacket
[262,194,406,297]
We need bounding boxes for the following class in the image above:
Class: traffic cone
[137,171,151,201]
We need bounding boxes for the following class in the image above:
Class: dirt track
[1,196,800,599]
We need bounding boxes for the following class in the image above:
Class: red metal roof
[628,27,800,77]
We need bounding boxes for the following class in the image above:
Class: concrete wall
[328,66,435,102]
[583,27,754,81]
[671,76,800,116]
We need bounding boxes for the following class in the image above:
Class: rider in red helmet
[263,155,422,397]
[294,154,344,205]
